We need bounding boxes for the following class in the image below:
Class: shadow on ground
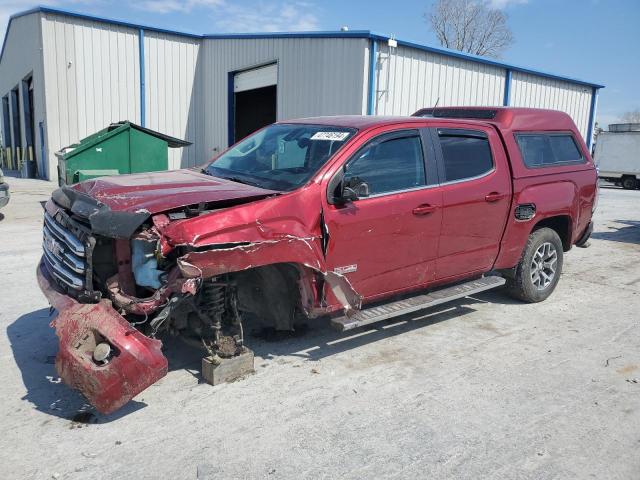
[244,293,512,361]
[9,291,507,422]
[8,308,146,425]
[591,220,640,245]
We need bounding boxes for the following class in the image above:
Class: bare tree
[426,0,514,58]
[621,109,640,123]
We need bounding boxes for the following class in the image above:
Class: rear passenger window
[438,129,494,182]
[516,134,584,168]
[345,132,426,196]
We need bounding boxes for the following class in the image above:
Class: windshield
[205,124,356,191]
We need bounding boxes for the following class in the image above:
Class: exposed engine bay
[39,178,361,413]
[45,185,314,358]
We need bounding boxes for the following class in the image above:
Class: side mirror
[351,180,370,198]
[327,168,369,205]
[338,177,369,204]
[341,186,359,202]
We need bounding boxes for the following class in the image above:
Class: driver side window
[345,131,426,196]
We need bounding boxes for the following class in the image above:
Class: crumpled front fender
[37,260,168,414]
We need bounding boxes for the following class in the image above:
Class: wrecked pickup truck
[37,107,597,413]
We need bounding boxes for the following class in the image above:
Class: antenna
[433,97,440,109]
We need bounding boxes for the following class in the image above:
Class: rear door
[432,125,512,280]
[323,128,442,299]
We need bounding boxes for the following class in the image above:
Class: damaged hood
[71,169,277,214]
[52,169,278,239]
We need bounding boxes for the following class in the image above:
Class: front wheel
[621,176,638,190]
[506,227,564,303]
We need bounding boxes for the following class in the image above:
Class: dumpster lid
[55,121,192,158]
[108,121,192,148]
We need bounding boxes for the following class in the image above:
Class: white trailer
[595,124,640,190]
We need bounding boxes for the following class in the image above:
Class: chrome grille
[42,211,87,291]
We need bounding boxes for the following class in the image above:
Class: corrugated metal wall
[40,13,202,176]
[2,11,599,179]
[41,13,141,167]
[144,32,201,169]
[200,37,368,157]
[0,12,47,176]
[510,72,594,139]
[372,43,506,116]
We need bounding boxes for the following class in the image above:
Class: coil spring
[201,281,226,321]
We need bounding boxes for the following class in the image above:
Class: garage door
[232,63,278,143]
[234,63,278,93]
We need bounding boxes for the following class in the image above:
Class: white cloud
[215,1,319,32]
[135,0,320,33]
[135,0,224,14]
[486,0,528,9]
[0,0,322,46]
[0,1,50,38]
[0,0,97,42]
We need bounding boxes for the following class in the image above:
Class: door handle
[412,204,437,215]
[485,192,502,203]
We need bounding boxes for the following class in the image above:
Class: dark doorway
[10,86,21,167]
[22,77,36,169]
[234,85,277,143]
[1,96,11,169]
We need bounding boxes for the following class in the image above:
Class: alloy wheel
[530,242,558,290]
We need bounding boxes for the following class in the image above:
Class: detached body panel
[37,261,168,414]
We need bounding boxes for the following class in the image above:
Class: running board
[331,276,506,332]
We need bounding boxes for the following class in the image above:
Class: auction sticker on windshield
[311,131,350,141]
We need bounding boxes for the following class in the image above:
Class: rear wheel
[506,227,564,303]
[621,176,638,190]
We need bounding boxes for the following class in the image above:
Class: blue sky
[1,0,638,127]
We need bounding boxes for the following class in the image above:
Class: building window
[515,133,584,168]
[437,129,494,182]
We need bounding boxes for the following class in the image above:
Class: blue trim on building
[138,28,146,127]
[227,71,235,147]
[0,5,605,90]
[367,39,377,115]
[586,87,599,151]
[40,6,201,37]
[503,69,512,106]
[204,31,373,40]
[367,34,604,89]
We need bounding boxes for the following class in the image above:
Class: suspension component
[201,279,226,344]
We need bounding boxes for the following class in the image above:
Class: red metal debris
[37,262,168,414]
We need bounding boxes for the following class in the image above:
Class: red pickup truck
[37,107,597,413]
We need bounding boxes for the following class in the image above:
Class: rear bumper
[0,182,9,208]
[37,258,168,414]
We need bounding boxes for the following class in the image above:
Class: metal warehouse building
[0,6,604,181]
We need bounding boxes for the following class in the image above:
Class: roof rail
[413,108,498,119]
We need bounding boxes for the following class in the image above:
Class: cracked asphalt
[0,175,638,479]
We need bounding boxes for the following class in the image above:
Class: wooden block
[201,348,255,385]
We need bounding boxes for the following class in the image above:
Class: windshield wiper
[220,175,262,188]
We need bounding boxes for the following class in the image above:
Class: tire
[621,176,638,190]
[506,227,564,303]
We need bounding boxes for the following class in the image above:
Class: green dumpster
[55,121,191,185]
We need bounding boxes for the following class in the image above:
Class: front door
[432,126,511,280]
[323,129,442,300]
